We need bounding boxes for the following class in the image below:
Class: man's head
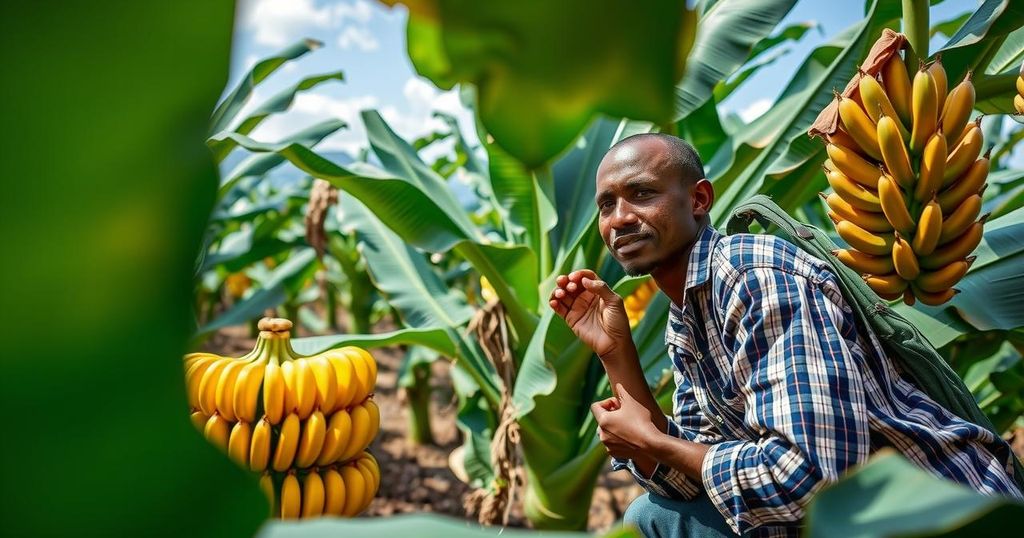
[595,133,714,276]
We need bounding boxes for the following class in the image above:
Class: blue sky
[224,0,978,160]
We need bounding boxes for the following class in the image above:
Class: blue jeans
[623,492,739,538]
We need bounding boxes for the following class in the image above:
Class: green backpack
[725,195,1024,492]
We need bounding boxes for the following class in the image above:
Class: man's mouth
[612,233,650,254]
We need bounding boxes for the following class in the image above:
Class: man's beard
[621,256,660,276]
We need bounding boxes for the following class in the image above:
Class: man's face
[595,138,705,276]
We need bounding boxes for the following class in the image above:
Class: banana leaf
[3,1,266,535]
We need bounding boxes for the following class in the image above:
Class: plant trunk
[404,361,435,445]
[902,0,929,71]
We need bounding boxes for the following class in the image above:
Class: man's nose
[610,200,639,228]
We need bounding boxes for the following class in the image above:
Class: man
[548,133,1023,537]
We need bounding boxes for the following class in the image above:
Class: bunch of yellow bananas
[264,451,381,519]
[1015,60,1024,115]
[184,317,381,519]
[224,272,251,299]
[824,52,987,306]
[624,279,658,327]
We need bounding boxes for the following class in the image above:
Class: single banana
[919,220,984,270]
[832,248,895,275]
[939,196,983,245]
[941,71,974,143]
[912,198,943,256]
[360,350,378,392]
[917,257,974,293]
[821,193,892,232]
[185,356,217,410]
[864,273,908,296]
[301,470,325,518]
[259,472,275,514]
[295,410,328,469]
[189,410,209,433]
[227,420,252,468]
[281,360,299,417]
[938,149,990,214]
[883,52,913,126]
[280,472,301,519]
[273,413,301,472]
[323,467,347,516]
[827,127,863,154]
[826,168,882,212]
[910,284,958,307]
[1015,93,1024,115]
[914,130,947,202]
[902,289,916,306]
[861,72,909,138]
[215,359,246,422]
[910,66,938,154]
[184,352,215,371]
[328,353,356,411]
[943,118,982,187]
[249,417,273,472]
[837,94,883,160]
[340,404,372,462]
[340,465,366,517]
[826,143,882,189]
[203,413,231,453]
[892,233,921,280]
[318,408,353,466]
[357,452,381,490]
[928,58,948,113]
[294,358,318,419]
[877,174,916,237]
[348,350,372,405]
[309,356,338,413]
[1017,72,1024,96]
[354,461,377,513]
[833,218,895,257]
[364,398,380,447]
[875,289,904,302]
[198,358,229,416]
[233,360,266,424]
[263,357,286,425]
[877,113,915,189]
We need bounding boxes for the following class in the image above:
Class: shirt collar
[666,223,719,336]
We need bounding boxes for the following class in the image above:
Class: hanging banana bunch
[821,45,988,306]
[624,279,658,327]
[184,317,381,518]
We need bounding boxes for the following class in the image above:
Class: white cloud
[333,0,374,24]
[737,98,771,123]
[337,25,379,51]
[240,0,381,49]
[239,0,336,47]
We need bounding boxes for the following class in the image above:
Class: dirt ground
[203,322,643,532]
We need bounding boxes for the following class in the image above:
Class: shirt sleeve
[610,370,706,500]
[701,267,872,534]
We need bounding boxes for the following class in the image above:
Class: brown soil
[202,322,643,532]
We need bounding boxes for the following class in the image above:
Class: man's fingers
[590,400,609,419]
[582,277,620,303]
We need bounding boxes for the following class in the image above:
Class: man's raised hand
[548,269,631,358]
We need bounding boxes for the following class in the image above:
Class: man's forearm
[598,342,666,432]
[644,431,710,481]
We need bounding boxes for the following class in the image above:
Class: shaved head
[602,133,705,187]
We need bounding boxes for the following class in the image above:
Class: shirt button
[696,351,703,360]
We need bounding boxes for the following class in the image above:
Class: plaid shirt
[612,224,1022,536]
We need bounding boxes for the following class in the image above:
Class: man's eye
[636,189,653,198]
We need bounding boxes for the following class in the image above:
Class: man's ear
[692,179,714,219]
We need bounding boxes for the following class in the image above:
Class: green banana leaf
[805,451,1024,538]
[3,1,267,535]
[712,0,902,220]
[672,0,798,120]
[292,327,457,357]
[208,38,323,136]
[208,71,344,162]
[385,0,697,167]
[257,513,641,537]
